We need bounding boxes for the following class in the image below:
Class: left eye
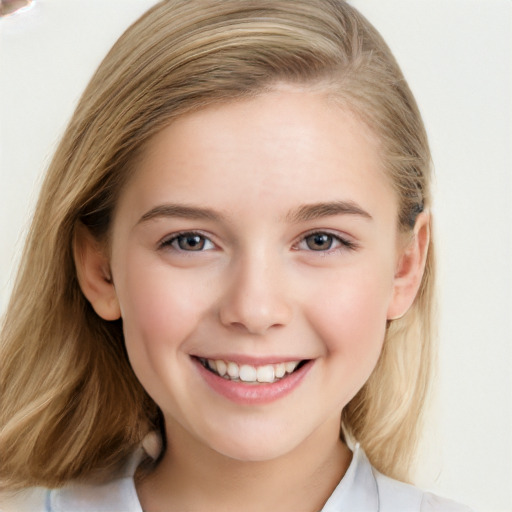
[297,232,352,252]
[305,233,335,251]
[162,233,215,252]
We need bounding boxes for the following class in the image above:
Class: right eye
[161,232,215,252]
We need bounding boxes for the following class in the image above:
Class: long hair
[0,0,434,489]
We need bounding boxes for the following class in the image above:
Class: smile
[192,355,313,404]
[197,357,306,384]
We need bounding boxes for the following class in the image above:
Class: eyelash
[159,230,357,254]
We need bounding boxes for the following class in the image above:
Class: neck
[137,418,352,512]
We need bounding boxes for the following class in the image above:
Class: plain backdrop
[1,1,511,511]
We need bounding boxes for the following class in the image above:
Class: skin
[76,84,429,512]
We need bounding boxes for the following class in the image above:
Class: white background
[1,1,511,511]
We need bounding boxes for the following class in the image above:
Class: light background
[1,1,511,511]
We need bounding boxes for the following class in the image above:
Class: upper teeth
[201,359,301,383]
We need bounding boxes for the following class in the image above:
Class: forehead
[116,87,396,225]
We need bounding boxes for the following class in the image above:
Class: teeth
[275,363,286,379]
[202,358,303,383]
[257,365,275,383]
[284,361,299,373]
[216,360,227,376]
[239,365,257,382]
[227,362,239,379]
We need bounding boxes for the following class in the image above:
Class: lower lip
[193,358,313,405]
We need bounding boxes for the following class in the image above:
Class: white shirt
[1,446,474,512]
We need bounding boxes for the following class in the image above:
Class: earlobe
[73,223,121,321]
[387,212,430,320]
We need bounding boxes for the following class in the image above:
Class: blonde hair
[0,0,434,489]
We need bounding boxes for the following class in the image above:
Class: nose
[218,252,293,335]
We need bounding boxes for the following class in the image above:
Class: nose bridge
[219,244,292,334]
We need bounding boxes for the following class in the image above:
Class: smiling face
[77,85,428,464]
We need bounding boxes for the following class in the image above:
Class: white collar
[49,445,379,512]
[322,444,379,511]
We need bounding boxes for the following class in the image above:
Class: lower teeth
[221,375,282,384]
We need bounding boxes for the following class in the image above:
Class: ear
[387,212,430,320]
[73,223,121,321]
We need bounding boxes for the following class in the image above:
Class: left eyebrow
[285,201,373,223]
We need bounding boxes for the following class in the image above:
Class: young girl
[0,1,473,510]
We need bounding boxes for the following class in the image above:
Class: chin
[203,427,298,463]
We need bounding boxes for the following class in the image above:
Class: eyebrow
[137,204,222,224]
[285,201,373,223]
[137,200,372,226]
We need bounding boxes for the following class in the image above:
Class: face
[104,86,409,462]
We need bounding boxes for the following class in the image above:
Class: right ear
[73,223,121,321]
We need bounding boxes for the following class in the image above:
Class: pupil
[179,234,204,250]
[308,233,332,251]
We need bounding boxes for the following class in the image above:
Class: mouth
[194,357,310,385]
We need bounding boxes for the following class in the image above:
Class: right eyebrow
[137,204,223,225]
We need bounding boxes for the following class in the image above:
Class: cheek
[114,259,215,409]
[307,265,393,367]
[307,277,390,405]
[114,257,210,362]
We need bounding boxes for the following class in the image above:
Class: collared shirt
[1,446,474,512]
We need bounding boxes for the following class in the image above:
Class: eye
[305,233,335,251]
[296,231,355,252]
[161,232,215,252]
